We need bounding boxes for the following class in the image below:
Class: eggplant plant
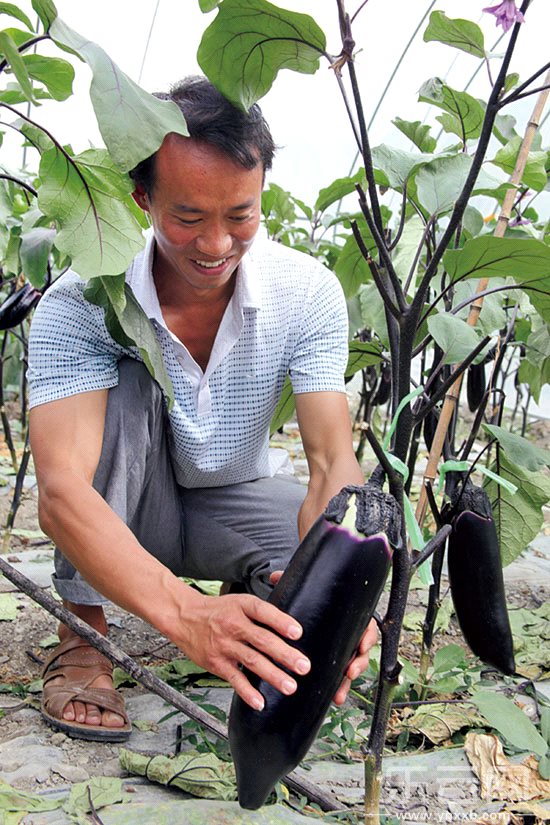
[0,0,549,822]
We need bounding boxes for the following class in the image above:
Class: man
[28,76,376,742]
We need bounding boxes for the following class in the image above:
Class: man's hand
[174,590,311,712]
[269,570,378,705]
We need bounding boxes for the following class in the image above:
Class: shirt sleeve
[27,273,127,409]
[289,267,348,395]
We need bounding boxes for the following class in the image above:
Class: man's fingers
[269,569,283,585]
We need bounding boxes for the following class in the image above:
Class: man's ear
[132,185,150,212]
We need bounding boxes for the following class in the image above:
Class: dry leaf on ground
[465,732,550,801]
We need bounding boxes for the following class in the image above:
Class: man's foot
[40,603,131,742]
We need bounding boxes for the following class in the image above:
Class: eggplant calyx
[447,478,493,521]
[324,481,403,550]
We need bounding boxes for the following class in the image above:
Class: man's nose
[195,224,232,257]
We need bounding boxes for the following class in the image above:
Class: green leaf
[199,0,221,9]
[0,593,17,621]
[493,112,518,145]
[483,425,550,472]
[491,136,548,192]
[483,454,550,566]
[443,237,550,324]
[415,153,471,216]
[471,690,548,757]
[197,0,326,111]
[37,147,145,278]
[22,54,74,101]
[84,276,175,409]
[345,341,383,378]
[392,215,425,290]
[392,117,436,153]
[0,30,37,104]
[19,227,55,286]
[419,78,484,142]
[427,313,484,365]
[0,779,62,812]
[432,643,467,674]
[49,19,188,171]
[371,145,434,190]
[62,777,123,815]
[462,205,484,238]
[334,221,376,298]
[315,169,365,213]
[31,0,57,30]
[0,3,33,30]
[423,11,485,58]
[269,375,294,434]
[119,748,237,801]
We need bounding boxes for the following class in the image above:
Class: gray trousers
[53,359,306,606]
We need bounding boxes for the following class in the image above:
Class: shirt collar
[127,227,262,319]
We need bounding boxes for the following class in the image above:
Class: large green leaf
[443,237,550,323]
[37,147,145,278]
[22,54,74,101]
[392,215,425,290]
[49,19,189,171]
[483,453,550,566]
[423,11,485,58]
[85,276,174,409]
[333,220,376,298]
[345,340,383,377]
[19,226,55,286]
[471,691,548,757]
[415,154,507,216]
[371,145,434,190]
[483,425,550,472]
[518,322,550,403]
[315,169,365,213]
[392,117,436,153]
[0,3,33,30]
[427,313,485,365]
[0,30,37,103]
[491,136,548,192]
[197,0,326,111]
[31,0,57,30]
[419,78,484,142]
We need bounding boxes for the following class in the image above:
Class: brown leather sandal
[41,636,132,742]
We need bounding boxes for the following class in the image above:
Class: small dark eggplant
[372,362,391,406]
[445,480,515,675]
[0,283,41,330]
[466,362,486,413]
[229,479,402,810]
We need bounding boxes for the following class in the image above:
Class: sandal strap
[42,636,113,684]
[43,683,129,723]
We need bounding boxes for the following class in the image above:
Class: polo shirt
[28,230,349,488]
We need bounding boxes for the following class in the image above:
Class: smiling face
[132,134,264,299]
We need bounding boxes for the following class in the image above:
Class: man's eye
[231,214,251,222]
[179,218,201,225]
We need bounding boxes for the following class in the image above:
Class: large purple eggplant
[445,480,515,675]
[229,478,402,810]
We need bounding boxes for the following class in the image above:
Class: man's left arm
[294,390,378,705]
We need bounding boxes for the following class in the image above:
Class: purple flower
[483,1,525,33]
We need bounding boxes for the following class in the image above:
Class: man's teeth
[195,258,227,268]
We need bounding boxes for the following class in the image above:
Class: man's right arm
[30,391,310,710]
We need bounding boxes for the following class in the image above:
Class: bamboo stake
[415,70,550,527]
[0,555,340,812]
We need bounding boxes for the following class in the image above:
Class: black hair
[129,76,275,197]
